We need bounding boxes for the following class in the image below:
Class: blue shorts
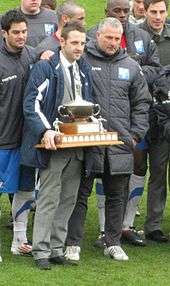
[135,137,148,151]
[0,148,21,194]
[0,149,35,194]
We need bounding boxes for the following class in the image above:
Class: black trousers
[67,156,130,247]
[103,157,130,246]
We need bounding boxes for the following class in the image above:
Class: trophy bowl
[58,98,101,119]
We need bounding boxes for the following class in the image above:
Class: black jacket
[84,41,152,175]
[139,21,170,66]
[0,41,35,149]
[148,66,170,143]
[87,21,161,87]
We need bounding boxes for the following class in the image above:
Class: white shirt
[60,51,82,98]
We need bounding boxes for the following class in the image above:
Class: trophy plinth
[58,121,102,134]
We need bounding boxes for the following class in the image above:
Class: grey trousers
[32,151,82,260]
[145,139,170,233]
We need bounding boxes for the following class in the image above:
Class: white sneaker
[104,245,129,261]
[11,241,20,255]
[0,255,2,262]
[65,246,80,264]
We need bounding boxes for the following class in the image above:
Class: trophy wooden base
[36,131,123,149]
[58,122,101,134]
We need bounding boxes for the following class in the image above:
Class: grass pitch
[1,1,170,285]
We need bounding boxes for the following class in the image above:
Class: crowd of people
[0,0,170,270]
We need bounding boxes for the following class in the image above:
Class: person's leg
[102,156,130,260]
[94,178,106,248]
[123,142,148,229]
[11,165,35,254]
[50,157,82,258]
[145,140,169,241]
[66,171,94,247]
[103,171,130,260]
[64,171,94,263]
[104,174,129,246]
[96,178,105,233]
[122,140,148,246]
[32,153,64,261]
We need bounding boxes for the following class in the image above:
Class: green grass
[0,0,105,28]
[1,187,170,286]
[1,0,170,285]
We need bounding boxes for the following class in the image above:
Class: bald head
[57,1,85,27]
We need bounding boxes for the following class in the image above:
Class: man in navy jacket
[21,22,92,270]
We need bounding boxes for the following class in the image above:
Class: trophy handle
[93,104,101,116]
[58,105,69,117]
[58,105,75,120]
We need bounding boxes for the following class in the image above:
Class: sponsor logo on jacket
[118,67,130,80]
[1,75,17,84]
[134,40,144,54]
[44,24,55,36]
[92,66,102,71]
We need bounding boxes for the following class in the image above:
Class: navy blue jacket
[21,49,93,168]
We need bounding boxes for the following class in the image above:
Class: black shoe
[145,230,168,243]
[94,232,106,249]
[35,258,51,270]
[122,229,146,246]
[50,256,70,265]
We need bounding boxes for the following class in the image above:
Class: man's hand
[40,50,55,60]
[42,130,57,150]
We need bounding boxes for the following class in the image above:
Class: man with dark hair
[139,0,170,242]
[10,1,86,257]
[0,9,36,258]
[0,1,58,48]
[141,0,170,65]
[41,0,57,10]
[21,22,92,270]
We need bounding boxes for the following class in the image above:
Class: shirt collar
[60,51,76,69]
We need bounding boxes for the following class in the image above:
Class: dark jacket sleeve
[139,35,162,87]
[129,63,152,141]
[23,60,52,142]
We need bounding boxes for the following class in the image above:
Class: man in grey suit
[21,22,93,270]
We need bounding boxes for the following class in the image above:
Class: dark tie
[69,65,76,100]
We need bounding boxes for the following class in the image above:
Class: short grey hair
[97,17,123,34]
[57,1,84,23]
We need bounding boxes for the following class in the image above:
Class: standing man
[129,0,146,24]
[140,0,170,242]
[86,0,160,247]
[21,22,92,270]
[11,1,86,256]
[140,0,170,65]
[19,0,57,47]
[66,17,151,262]
[36,1,85,58]
[0,9,36,257]
[41,0,57,10]
[0,0,57,235]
